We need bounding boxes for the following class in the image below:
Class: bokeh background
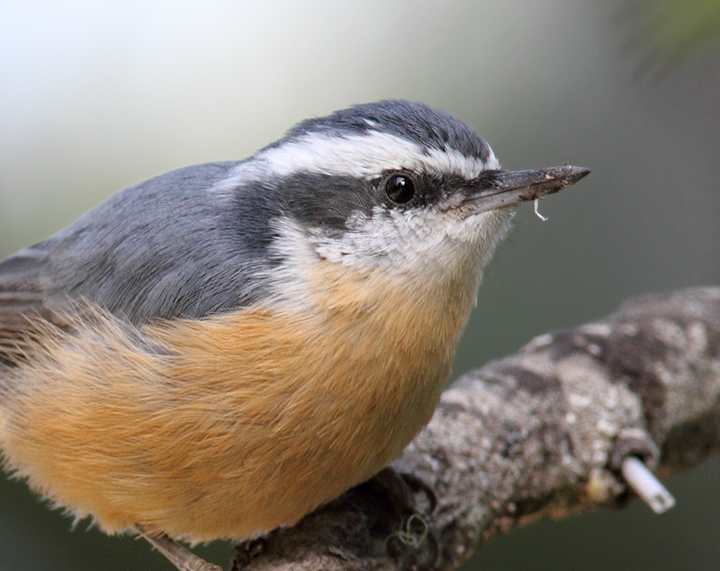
[1,1,719,570]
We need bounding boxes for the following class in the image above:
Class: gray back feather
[0,162,276,364]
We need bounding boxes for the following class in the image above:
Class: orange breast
[0,260,479,542]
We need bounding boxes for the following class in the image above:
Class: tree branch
[229,287,720,571]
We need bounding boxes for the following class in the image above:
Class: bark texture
[230,287,720,571]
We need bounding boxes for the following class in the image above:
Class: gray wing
[0,161,275,365]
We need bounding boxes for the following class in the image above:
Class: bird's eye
[384,173,416,204]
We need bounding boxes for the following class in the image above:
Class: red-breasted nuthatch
[0,101,589,571]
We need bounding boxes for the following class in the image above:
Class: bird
[0,100,589,571]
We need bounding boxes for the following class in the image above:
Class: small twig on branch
[230,287,720,571]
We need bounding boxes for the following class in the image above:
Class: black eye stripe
[384,173,416,204]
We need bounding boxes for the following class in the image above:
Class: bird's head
[215,101,589,310]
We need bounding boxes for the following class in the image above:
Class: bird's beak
[462,165,591,214]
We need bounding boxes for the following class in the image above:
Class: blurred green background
[1,1,719,570]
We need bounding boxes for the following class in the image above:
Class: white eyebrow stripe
[221,130,497,189]
[208,130,500,200]
[262,130,497,179]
